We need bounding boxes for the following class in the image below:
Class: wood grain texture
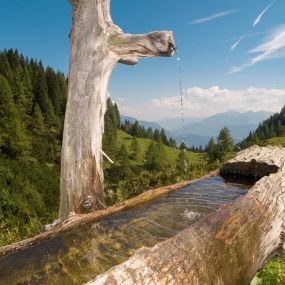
[60,0,175,219]
[87,146,285,285]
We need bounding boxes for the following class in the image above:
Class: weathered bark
[87,146,285,285]
[221,145,285,178]
[60,0,175,219]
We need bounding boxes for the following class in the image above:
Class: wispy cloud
[230,35,244,51]
[229,25,285,74]
[253,0,276,27]
[112,99,140,118]
[190,9,238,25]
[222,31,269,44]
[150,86,285,117]
[114,97,126,102]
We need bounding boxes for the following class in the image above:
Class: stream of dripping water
[175,49,187,149]
[175,49,188,172]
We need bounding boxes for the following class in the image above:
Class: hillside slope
[115,130,202,166]
[263,137,285,147]
[241,105,285,148]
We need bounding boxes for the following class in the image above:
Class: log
[221,145,285,178]
[87,146,285,285]
[0,171,219,258]
[60,0,175,219]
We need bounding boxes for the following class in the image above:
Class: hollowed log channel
[88,146,285,285]
[0,146,284,285]
[221,160,279,178]
[0,174,251,285]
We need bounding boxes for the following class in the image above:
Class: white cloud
[112,99,140,118]
[223,31,269,44]
[190,9,238,25]
[115,97,126,102]
[230,35,243,51]
[150,86,285,117]
[229,25,285,73]
[253,0,276,27]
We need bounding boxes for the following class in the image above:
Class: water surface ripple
[0,176,251,285]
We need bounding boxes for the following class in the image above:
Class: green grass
[116,130,204,166]
[263,137,285,147]
[251,256,285,285]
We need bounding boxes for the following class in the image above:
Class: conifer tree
[160,129,168,146]
[21,66,34,118]
[216,127,234,162]
[132,121,141,137]
[34,68,57,128]
[206,137,217,162]
[146,127,154,139]
[131,137,140,160]
[114,103,120,128]
[103,99,118,159]
[0,75,30,158]
[176,150,189,177]
[169,138,177,148]
[118,143,130,178]
[32,104,45,135]
[145,138,167,171]
[179,142,187,150]
[46,67,62,117]
[11,66,27,119]
[0,53,13,82]
[153,129,161,142]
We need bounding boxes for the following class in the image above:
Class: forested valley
[1,48,285,284]
[0,49,216,245]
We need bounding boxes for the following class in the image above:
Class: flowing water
[0,176,253,285]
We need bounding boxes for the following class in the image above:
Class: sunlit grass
[251,256,285,285]
[116,130,204,166]
[264,137,285,147]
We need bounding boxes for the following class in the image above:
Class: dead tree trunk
[60,0,175,219]
[87,146,285,285]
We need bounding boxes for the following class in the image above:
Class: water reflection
[0,176,252,285]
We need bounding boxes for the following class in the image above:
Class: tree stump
[60,0,175,219]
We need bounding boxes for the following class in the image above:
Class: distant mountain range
[173,111,273,146]
[120,115,164,131]
[157,117,202,131]
[121,111,273,147]
[120,115,175,139]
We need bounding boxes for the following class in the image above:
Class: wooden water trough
[1,146,284,285]
[87,146,285,285]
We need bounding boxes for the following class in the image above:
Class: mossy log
[87,146,285,285]
[60,0,175,219]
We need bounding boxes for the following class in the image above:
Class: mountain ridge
[121,111,273,147]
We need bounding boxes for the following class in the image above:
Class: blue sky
[0,0,285,120]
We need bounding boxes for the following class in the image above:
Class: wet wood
[0,171,218,258]
[88,146,285,285]
[60,0,175,219]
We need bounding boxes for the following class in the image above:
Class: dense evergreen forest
[0,49,66,245]
[121,120,177,148]
[240,106,285,148]
[0,49,214,245]
[101,98,212,205]
[0,49,282,284]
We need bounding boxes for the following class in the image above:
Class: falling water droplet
[175,49,187,149]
